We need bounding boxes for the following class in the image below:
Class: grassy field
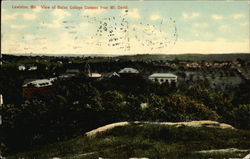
[8,122,250,159]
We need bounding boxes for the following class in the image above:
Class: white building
[88,73,102,78]
[102,72,120,78]
[18,65,26,71]
[149,73,177,85]
[28,65,38,71]
[118,67,139,74]
[65,69,80,75]
[22,78,56,88]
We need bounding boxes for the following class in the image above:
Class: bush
[231,104,250,129]
[164,94,219,121]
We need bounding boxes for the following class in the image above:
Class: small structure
[18,65,26,71]
[149,73,177,85]
[101,72,120,78]
[84,63,102,80]
[28,66,38,71]
[87,73,102,78]
[22,78,56,98]
[118,67,140,77]
[58,74,75,79]
[65,69,80,75]
[18,64,38,71]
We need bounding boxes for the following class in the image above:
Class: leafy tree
[164,94,219,121]
[143,93,167,121]
[182,82,233,121]
[102,90,126,121]
[231,104,250,129]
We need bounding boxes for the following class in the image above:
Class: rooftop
[149,73,177,78]
[23,78,56,88]
[88,73,102,78]
[118,67,139,74]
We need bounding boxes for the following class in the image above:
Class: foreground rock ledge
[85,120,235,137]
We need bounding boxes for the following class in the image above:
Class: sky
[1,0,250,55]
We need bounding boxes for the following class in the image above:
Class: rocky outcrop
[85,120,235,137]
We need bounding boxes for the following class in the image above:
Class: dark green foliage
[8,124,250,159]
[163,94,219,121]
[231,104,250,129]
[1,54,250,156]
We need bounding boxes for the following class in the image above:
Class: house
[65,69,80,75]
[25,64,38,71]
[149,73,177,85]
[18,65,26,71]
[28,66,37,71]
[22,78,56,98]
[58,69,80,79]
[87,73,102,78]
[18,64,38,71]
[101,72,120,78]
[118,67,140,77]
[59,74,75,79]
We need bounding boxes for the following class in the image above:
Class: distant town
[3,53,249,99]
[0,53,250,158]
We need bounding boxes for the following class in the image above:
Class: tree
[102,90,126,121]
[163,93,219,121]
[231,104,250,129]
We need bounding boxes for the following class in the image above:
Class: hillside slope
[9,121,250,159]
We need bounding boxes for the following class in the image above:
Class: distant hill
[116,53,250,62]
[2,53,250,62]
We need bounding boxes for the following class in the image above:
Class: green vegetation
[1,54,250,157]
[9,123,250,159]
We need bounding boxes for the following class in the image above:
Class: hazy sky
[1,0,250,54]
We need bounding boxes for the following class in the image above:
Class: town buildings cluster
[21,66,178,99]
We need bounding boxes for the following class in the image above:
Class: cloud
[122,8,141,19]
[3,13,18,21]
[219,25,230,31]
[240,22,248,26]
[182,12,200,20]
[41,10,70,28]
[83,9,105,16]
[131,24,169,38]
[10,25,26,29]
[41,20,61,29]
[232,13,245,19]
[193,31,214,39]
[3,34,249,54]
[41,22,60,28]
[53,9,70,17]
[149,14,161,21]
[211,14,224,20]
[32,6,42,13]
[79,22,90,28]
[171,38,249,54]
[23,13,36,20]
[193,22,209,28]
